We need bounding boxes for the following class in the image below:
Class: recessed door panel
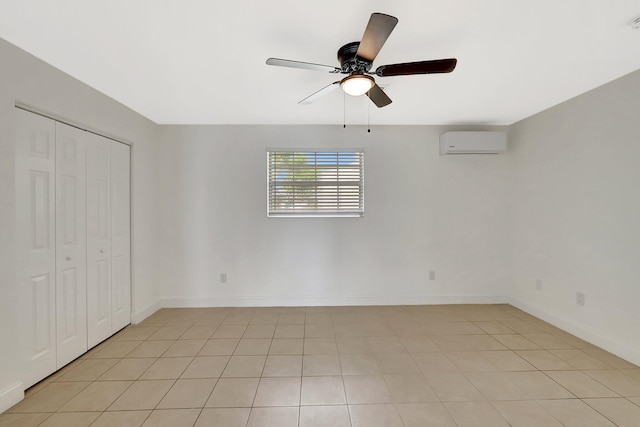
[30,171,50,250]
[16,109,57,388]
[29,129,52,159]
[60,267,78,342]
[32,274,52,358]
[112,254,125,316]
[97,259,110,321]
[96,180,109,239]
[60,175,77,245]
[55,122,87,368]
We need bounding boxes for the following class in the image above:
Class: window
[267,150,364,217]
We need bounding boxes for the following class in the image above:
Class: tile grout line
[5,306,639,426]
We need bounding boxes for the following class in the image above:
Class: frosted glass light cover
[341,75,374,96]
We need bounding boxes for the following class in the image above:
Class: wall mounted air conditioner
[439,131,507,155]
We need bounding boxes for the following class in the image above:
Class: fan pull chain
[367,100,371,133]
[343,91,346,128]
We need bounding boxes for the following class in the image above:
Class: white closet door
[15,109,57,387]
[55,122,87,367]
[86,133,112,348]
[110,142,131,332]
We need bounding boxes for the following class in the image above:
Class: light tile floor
[2,304,640,427]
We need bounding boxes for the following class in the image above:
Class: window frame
[266,149,365,218]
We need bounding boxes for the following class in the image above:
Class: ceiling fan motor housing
[338,42,372,73]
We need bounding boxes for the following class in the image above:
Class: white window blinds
[267,150,364,217]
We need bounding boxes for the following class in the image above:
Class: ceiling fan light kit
[266,12,457,108]
[341,74,374,96]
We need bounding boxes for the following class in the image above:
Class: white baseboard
[0,382,24,413]
[509,297,640,366]
[131,300,161,324]
[161,294,508,308]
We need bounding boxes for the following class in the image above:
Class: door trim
[15,102,133,147]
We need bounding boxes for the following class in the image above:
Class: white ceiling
[1,0,640,125]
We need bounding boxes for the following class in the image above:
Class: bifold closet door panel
[55,122,88,368]
[86,133,112,348]
[15,109,57,388]
[110,142,131,332]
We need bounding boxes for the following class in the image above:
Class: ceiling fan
[266,13,457,108]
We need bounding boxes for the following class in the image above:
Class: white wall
[0,38,160,411]
[157,125,512,307]
[509,69,640,364]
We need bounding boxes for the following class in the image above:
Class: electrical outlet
[220,273,227,284]
[429,271,436,280]
[536,279,542,291]
[576,292,585,306]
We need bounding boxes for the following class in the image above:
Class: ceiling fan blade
[366,83,392,108]
[266,58,341,73]
[375,58,457,77]
[299,81,341,105]
[356,13,398,62]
